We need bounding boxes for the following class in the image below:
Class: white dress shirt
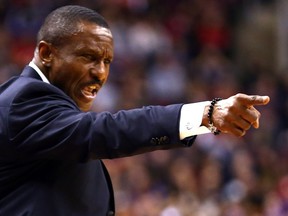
[29,61,50,84]
[179,102,211,138]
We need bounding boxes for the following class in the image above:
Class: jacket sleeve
[6,82,196,161]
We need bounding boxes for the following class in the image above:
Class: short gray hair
[37,5,110,47]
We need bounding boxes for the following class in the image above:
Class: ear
[38,41,54,67]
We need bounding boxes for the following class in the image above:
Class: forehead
[67,22,114,51]
[78,21,113,38]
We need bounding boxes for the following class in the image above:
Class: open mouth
[81,85,99,100]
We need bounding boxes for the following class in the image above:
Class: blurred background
[1,0,288,215]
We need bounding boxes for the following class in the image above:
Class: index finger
[236,94,270,106]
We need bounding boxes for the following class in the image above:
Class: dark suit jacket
[0,66,196,216]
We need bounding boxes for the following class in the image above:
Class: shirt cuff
[179,101,211,140]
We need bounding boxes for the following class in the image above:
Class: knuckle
[251,95,257,101]
[235,93,243,99]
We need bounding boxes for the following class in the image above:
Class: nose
[90,61,108,80]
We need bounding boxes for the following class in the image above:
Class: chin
[79,106,90,112]
[74,97,93,112]
[78,103,93,112]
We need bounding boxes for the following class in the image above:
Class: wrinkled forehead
[68,22,114,55]
[77,21,113,38]
[92,26,112,38]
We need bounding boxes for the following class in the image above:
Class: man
[0,5,269,216]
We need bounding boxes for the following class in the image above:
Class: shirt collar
[29,61,50,84]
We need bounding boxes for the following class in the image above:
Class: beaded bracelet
[208,98,222,135]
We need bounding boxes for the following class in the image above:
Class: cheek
[50,69,77,95]
[50,57,88,92]
[55,61,83,83]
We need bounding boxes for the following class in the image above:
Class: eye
[82,54,96,61]
[104,58,112,65]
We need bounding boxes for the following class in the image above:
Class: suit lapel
[21,66,42,80]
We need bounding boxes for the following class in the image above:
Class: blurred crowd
[1,0,288,215]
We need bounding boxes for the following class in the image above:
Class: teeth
[89,85,96,90]
[87,85,97,92]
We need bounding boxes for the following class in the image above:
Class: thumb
[252,118,259,129]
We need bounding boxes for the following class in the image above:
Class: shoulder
[1,75,77,109]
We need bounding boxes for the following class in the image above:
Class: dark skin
[32,20,270,137]
[33,21,114,112]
